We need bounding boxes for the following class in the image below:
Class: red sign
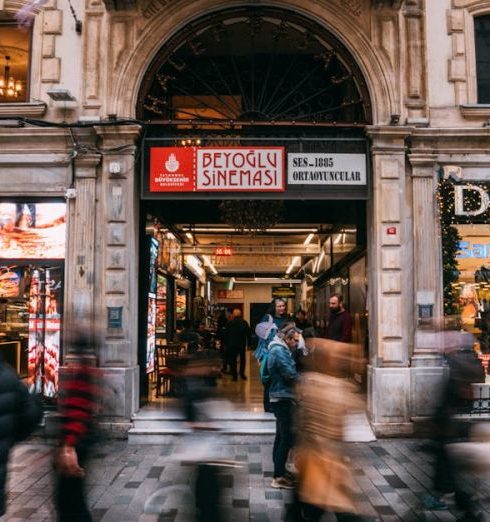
[387,226,397,235]
[215,246,233,256]
[149,147,285,192]
[150,147,195,192]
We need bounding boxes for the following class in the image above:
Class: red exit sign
[215,246,233,256]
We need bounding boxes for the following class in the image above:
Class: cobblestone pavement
[1,436,489,522]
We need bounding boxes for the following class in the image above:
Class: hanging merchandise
[27,267,62,398]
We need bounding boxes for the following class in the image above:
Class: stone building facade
[1,0,489,435]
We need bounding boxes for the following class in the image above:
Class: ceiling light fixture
[201,254,218,275]
[286,256,301,275]
[0,56,22,99]
[219,200,285,234]
[234,277,302,284]
[185,227,318,233]
[303,233,315,245]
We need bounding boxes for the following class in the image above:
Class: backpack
[253,315,277,385]
[259,349,271,385]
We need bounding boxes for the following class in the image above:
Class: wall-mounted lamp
[47,88,77,102]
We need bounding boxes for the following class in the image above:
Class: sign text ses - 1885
[287,153,366,186]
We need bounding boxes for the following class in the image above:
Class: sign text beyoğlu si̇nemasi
[196,148,284,191]
[287,153,366,185]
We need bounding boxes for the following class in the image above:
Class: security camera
[65,188,77,199]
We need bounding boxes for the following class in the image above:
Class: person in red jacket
[325,294,352,343]
[54,329,98,522]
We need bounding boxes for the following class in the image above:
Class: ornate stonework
[40,2,62,83]
[446,0,490,112]
[340,0,362,16]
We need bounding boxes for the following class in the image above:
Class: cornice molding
[0,102,47,117]
[460,104,490,118]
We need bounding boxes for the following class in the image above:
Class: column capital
[74,154,101,178]
[95,124,142,151]
[366,126,414,153]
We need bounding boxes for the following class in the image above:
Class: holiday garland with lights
[436,177,490,315]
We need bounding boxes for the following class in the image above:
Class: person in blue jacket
[267,322,301,489]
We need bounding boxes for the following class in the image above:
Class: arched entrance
[134,6,373,435]
[136,6,372,126]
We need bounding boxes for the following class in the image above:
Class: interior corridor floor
[147,349,264,412]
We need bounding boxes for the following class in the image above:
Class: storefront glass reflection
[456,224,490,353]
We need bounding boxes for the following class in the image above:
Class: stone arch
[108,0,395,125]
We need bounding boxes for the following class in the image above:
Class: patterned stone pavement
[1,436,489,521]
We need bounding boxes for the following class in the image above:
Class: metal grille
[137,7,371,127]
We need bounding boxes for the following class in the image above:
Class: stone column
[408,156,447,419]
[94,124,142,427]
[64,154,101,345]
[366,126,413,436]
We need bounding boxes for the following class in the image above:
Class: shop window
[0,21,31,103]
[439,178,490,356]
[0,202,66,398]
[474,15,490,104]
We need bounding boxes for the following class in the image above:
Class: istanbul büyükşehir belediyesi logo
[165,153,180,173]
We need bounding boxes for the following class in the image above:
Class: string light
[437,176,490,315]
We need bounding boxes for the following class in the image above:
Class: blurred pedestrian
[289,337,366,521]
[267,322,301,489]
[197,322,213,350]
[294,309,312,331]
[178,319,201,353]
[423,329,485,519]
[326,294,352,343]
[225,309,251,381]
[0,357,42,518]
[54,330,98,522]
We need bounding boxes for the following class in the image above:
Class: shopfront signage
[150,147,285,192]
[287,153,366,186]
[457,241,490,259]
[215,246,233,256]
[217,289,244,299]
[272,286,296,298]
[454,184,490,216]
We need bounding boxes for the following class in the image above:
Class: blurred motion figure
[290,337,367,521]
[0,356,41,518]
[54,327,99,522]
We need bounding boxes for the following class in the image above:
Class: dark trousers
[229,346,246,379]
[56,447,92,522]
[271,400,294,478]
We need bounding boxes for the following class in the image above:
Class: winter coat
[266,339,298,402]
[0,362,42,516]
[294,371,360,514]
[225,317,251,351]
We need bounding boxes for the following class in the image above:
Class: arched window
[474,14,490,104]
[0,17,31,103]
[137,7,371,127]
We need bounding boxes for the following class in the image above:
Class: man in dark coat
[0,358,42,517]
[225,309,251,381]
[325,294,353,343]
